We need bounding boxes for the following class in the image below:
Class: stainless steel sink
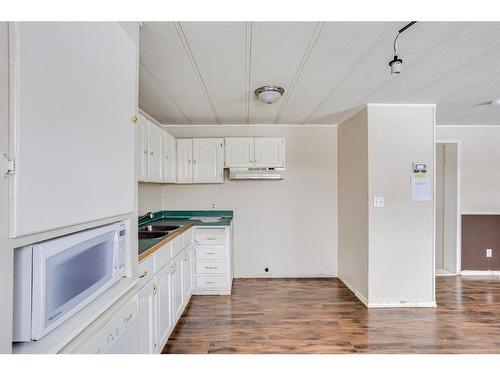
[140,225,180,232]
[138,231,169,239]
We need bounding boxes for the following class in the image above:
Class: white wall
[138,182,163,214]
[436,126,500,213]
[367,105,435,305]
[0,22,13,354]
[159,125,338,278]
[337,109,369,301]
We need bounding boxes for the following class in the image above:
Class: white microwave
[13,220,130,342]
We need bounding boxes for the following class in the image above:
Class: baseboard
[235,274,337,279]
[460,270,500,276]
[367,300,437,308]
[338,277,369,307]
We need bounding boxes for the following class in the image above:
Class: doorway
[435,141,461,275]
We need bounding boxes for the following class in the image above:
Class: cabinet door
[156,264,174,351]
[192,138,224,183]
[172,257,184,321]
[137,114,149,182]
[147,123,164,182]
[163,131,176,183]
[182,247,193,301]
[225,138,254,168]
[176,139,193,183]
[138,280,158,354]
[254,137,286,168]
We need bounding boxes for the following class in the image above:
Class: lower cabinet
[138,279,158,354]
[156,262,175,351]
[171,254,184,322]
[137,229,194,354]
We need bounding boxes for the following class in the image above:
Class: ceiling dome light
[255,86,284,104]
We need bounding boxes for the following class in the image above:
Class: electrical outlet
[486,248,493,258]
[374,196,385,208]
[211,201,216,209]
[299,251,306,260]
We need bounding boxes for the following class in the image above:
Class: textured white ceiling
[139,22,500,125]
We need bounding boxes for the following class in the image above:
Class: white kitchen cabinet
[9,22,137,236]
[138,279,158,354]
[254,137,286,168]
[156,262,174,351]
[147,122,164,183]
[137,114,149,182]
[171,256,184,321]
[182,245,193,301]
[163,131,176,183]
[176,139,193,183]
[225,137,254,168]
[193,138,224,183]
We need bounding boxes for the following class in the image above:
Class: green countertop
[138,210,233,256]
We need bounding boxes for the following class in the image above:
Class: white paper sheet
[411,174,432,202]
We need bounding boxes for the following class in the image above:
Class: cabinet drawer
[196,247,227,261]
[195,230,227,246]
[196,261,228,274]
[154,242,173,272]
[196,275,229,290]
[138,255,154,289]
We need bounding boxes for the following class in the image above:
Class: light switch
[486,248,493,258]
[374,197,385,208]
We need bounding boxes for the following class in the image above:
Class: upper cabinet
[254,138,286,168]
[177,139,224,184]
[193,139,224,183]
[147,123,164,183]
[136,115,149,182]
[176,139,193,183]
[225,137,286,169]
[9,23,138,237]
[137,113,176,183]
[163,132,176,183]
[225,138,254,168]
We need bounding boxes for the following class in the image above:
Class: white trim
[338,277,368,307]
[366,103,436,108]
[138,108,162,126]
[462,211,500,215]
[367,300,437,308]
[163,123,338,128]
[236,274,337,279]
[460,270,500,276]
[436,124,500,128]
[435,139,462,274]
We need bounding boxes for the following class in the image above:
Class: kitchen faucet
[138,211,154,221]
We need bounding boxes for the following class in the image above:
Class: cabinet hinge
[1,153,15,177]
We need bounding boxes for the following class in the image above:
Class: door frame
[435,139,462,274]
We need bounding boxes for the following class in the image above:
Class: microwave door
[31,226,119,340]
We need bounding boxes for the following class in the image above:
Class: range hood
[229,167,285,180]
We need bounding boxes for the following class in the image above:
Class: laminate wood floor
[163,276,500,354]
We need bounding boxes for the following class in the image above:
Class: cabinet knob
[132,116,138,123]
[144,150,148,154]
[139,271,148,278]
[188,160,191,163]
[150,151,154,155]
[193,160,197,164]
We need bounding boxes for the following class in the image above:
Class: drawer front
[196,247,227,261]
[196,275,229,290]
[138,255,154,288]
[196,261,228,274]
[154,242,173,272]
[195,230,227,246]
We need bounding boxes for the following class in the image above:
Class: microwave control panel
[118,220,130,276]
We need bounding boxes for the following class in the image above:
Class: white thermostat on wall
[412,162,427,174]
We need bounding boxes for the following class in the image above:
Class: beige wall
[436,126,500,213]
[138,182,163,214]
[367,105,435,305]
[159,125,338,278]
[0,22,13,353]
[337,109,369,301]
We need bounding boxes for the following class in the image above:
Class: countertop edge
[138,223,193,262]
